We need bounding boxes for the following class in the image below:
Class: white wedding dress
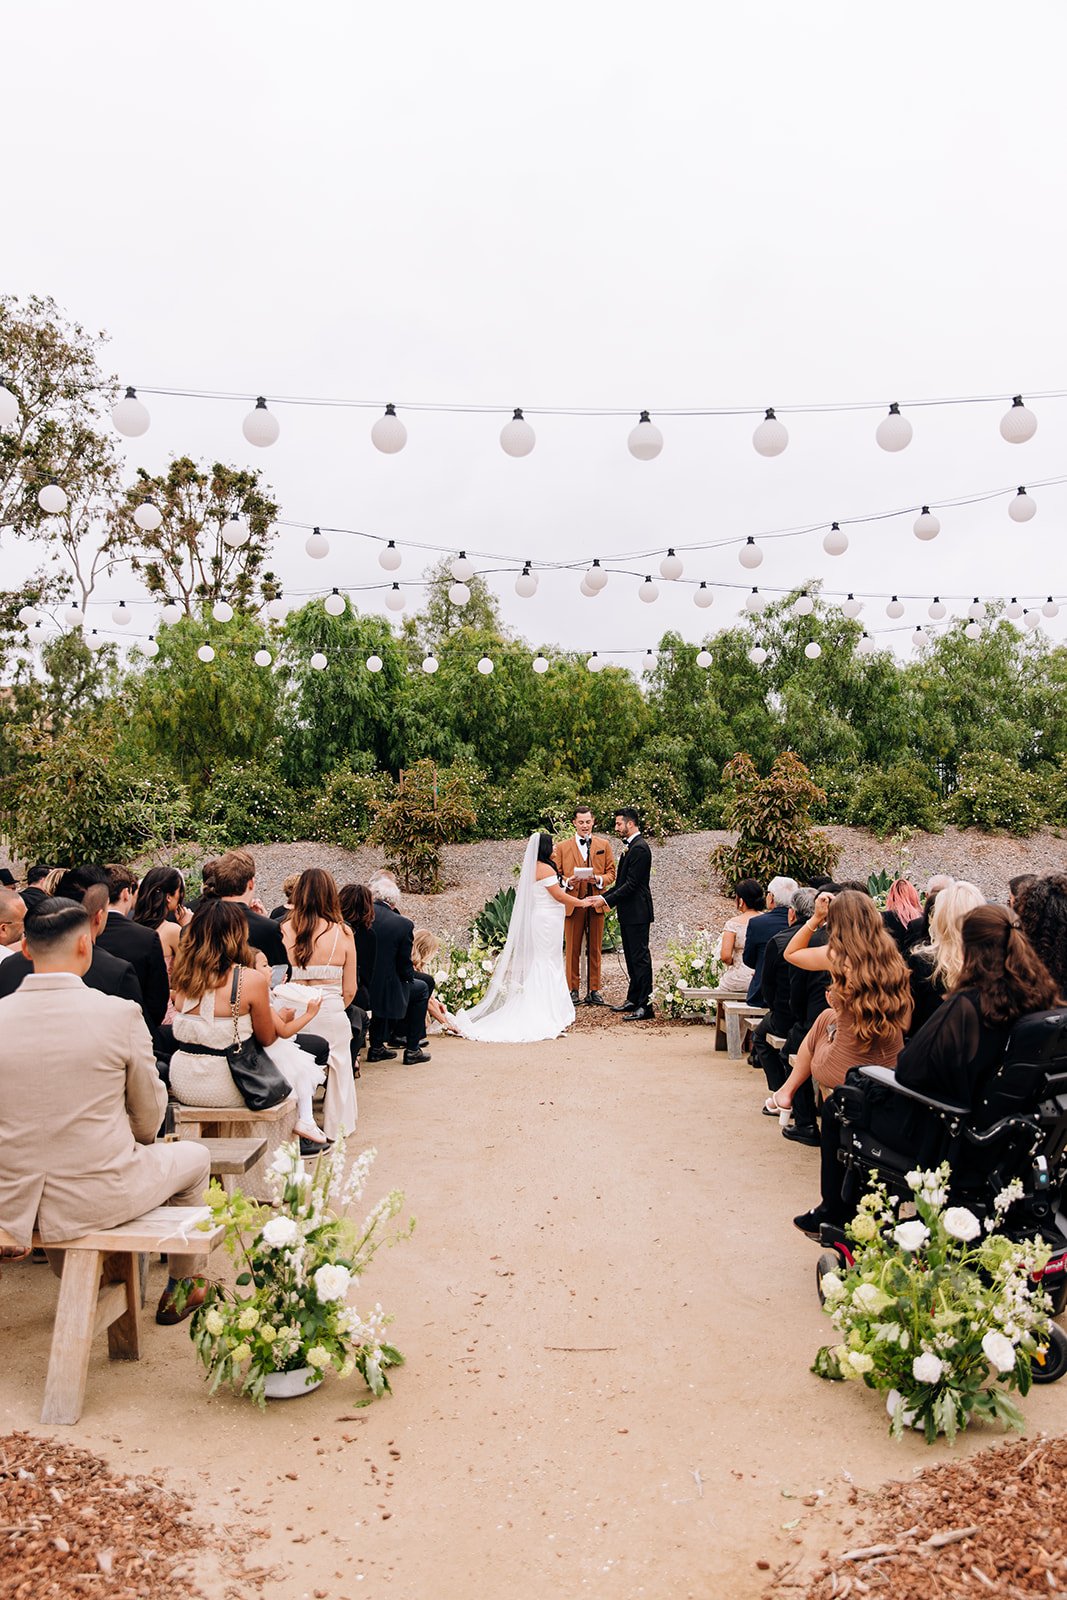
[457,834,576,1043]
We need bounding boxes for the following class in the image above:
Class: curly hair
[170,900,255,1002]
[825,889,913,1045]
[955,904,1060,1023]
[914,880,986,992]
[1014,875,1067,998]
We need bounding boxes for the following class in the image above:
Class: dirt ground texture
[3,999,1064,1600]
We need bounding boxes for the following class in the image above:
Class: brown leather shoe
[155,1277,207,1326]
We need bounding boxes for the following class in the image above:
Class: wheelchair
[814,1008,1067,1384]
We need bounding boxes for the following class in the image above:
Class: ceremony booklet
[572,866,595,880]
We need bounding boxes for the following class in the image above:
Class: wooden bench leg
[101,1251,141,1361]
[42,1249,103,1425]
[726,1011,743,1059]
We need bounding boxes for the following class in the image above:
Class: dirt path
[2,1021,1063,1599]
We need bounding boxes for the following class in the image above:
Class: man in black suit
[0,892,144,1012]
[20,864,54,913]
[592,808,655,1020]
[365,877,430,1065]
[97,865,171,1033]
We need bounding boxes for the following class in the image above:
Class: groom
[590,808,654,1020]
[552,804,616,1006]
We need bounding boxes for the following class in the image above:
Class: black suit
[96,910,170,1032]
[0,944,144,1013]
[603,835,654,1008]
[239,905,288,968]
[367,901,428,1052]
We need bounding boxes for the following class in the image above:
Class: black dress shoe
[624,1005,655,1021]
[569,989,580,1003]
[585,991,606,1006]
[793,1206,829,1240]
[403,1047,432,1065]
[611,1001,638,1013]
[366,1046,398,1062]
[782,1122,820,1147]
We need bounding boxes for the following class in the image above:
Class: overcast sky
[5,1,1067,664]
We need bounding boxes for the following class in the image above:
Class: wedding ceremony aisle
[4,1027,1064,1598]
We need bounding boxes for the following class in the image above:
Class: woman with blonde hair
[412,928,461,1035]
[907,879,985,1033]
[281,868,358,1139]
[766,889,913,1236]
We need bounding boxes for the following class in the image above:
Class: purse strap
[229,965,242,1048]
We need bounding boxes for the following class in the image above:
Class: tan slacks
[45,1141,212,1281]
[564,905,605,994]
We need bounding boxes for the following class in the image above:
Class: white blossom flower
[850,1212,878,1243]
[851,1282,891,1315]
[434,970,449,985]
[314,1264,352,1303]
[464,978,474,989]
[982,1330,1017,1372]
[481,959,494,973]
[844,1351,874,1376]
[942,1206,982,1242]
[893,1220,929,1253]
[911,1352,944,1384]
[819,1272,845,1302]
[261,1217,299,1249]
[237,1305,260,1331]
[306,1345,332,1370]
[205,1308,225,1337]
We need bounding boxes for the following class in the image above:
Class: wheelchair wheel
[1031,1322,1067,1385]
[1045,1277,1067,1316]
[816,1249,845,1306]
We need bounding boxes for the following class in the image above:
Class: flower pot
[263,1366,323,1400]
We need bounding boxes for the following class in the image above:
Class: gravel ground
[246,823,1067,957]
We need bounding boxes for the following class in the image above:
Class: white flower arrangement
[434,935,497,1013]
[653,927,725,1019]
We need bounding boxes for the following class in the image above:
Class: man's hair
[83,883,110,921]
[201,849,255,898]
[1009,873,1038,900]
[614,807,641,827]
[26,864,53,886]
[574,804,593,819]
[24,896,91,954]
[790,886,817,922]
[104,864,139,903]
[0,887,24,923]
[369,874,400,908]
[767,875,799,905]
[54,864,108,903]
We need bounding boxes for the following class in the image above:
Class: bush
[494,760,581,839]
[851,760,943,837]
[197,759,301,846]
[371,758,477,892]
[309,764,385,849]
[1037,756,1067,828]
[946,752,1042,835]
[653,928,725,1018]
[710,751,840,888]
[808,764,860,825]
[611,755,691,838]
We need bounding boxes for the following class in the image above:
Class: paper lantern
[1024,610,1041,631]
[161,600,183,624]
[964,621,982,640]
[379,540,402,571]
[305,528,329,559]
[422,654,439,674]
[310,652,328,671]
[371,403,407,454]
[753,407,788,456]
[254,649,273,667]
[928,596,947,620]
[745,588,766,614]
[448,581,470,607]
[385,583,405,611]
[133,501,163,532]
[586,560,608,591]
[143,637,160,658]
[267,596,289,622]
[532,654,549,674]
[86,628,108,652]
[38,484,67,514]
[111,386,150,437]
[911,628,928,651]
[793,591,814,617]
[969,597,986,620]
[738,537,763,570]
[696,649,712,668]
[515,567,538,597]
[500,408,535,456]
[1006,598,1024,620]
[1008,487,1036,522]
[17,605,40,626]
[366,654,383,673]
[1042,596,1059,618]
[222,514,250,547]
[627,410,663,460]
[875,403,912,452]
[242,397,279,447]
[324,589,346,616]
[748,645,768,665]
[63,604,85,627]
[586,652,602,672]
[111,602,130,626]
[659,548,683,580]
[1000,395,1037,443]
[913,506,940,541]
[694,583,713,609]
[212,600,234,622]
[823,522,848,555]
[197,643,215,663]
[857,633,877,656]
[886,596,905,619]
[450,551,474,582]
[842,594,862,618]
[804,641,822,659]
[638,576,659,604]
[477,656,494,675]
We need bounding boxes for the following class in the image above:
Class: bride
[457,832,585,1043]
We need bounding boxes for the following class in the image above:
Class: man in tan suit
[552,805,617,1005]
[0,897,210,1324]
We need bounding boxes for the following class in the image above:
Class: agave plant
[471,886,516,951]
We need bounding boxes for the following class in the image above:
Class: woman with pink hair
[883,878,923,950]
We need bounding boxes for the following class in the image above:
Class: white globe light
[254,649,273,667]
[385,583,405,612]
[857,633,877,656]
[823,522,848,555]
[379,540,402,571]
[1006,597,1024,620]
[500,408,535,457]
[886,596,905,619]
[310,652,328,671]
[586,561,608,591]
[738,537,763,570]
[161,600,183,624]
[324,589,346,616]
[63,604,84,627]
[804,641,822,659]
[366,654,383,672]
[133,501,163,532]
[694,583,713,609]
[928,596,947,620]
[1042,596,1059,618]
[222,514,249,547]
[748,645,768,665]
[0,383,20,428]
[969,597,986,620]
[1024,609,1041,631]
[450,551,474,582]
[477,656,494,675]
[695,649,712,669]
[28,620,46,643]
[111,386,150,437]
[197,643,215,663]
[242,396,279,447]
[875,403,913,452]
[586,653,602,672]
[842,594,863,618]
[1009,487,1036,522]
[371,404,407,454]
[627,410,663,460]
[964,621,982,640]
[532,654,550,674]
[212,600,234,622]
[38,484,67,515]
[752,407,788,457]
[267,596,289,622]
[911,628,927,651]
[638,576,659,603]
[793,592,814,616]
[659,548,683,581]
[515,568,538,598]
[17,605,40,626]
[913,506,941,541]
[422,654,439,674]
[448,581,470,607]
[644,649,657,669]
[305,528,329,559]
[111,602,130,626]
[580,578,598,597]
[1000,395,1037,443]
[745,587,766,614]
[86,628,108,652]
[143,637,160,658]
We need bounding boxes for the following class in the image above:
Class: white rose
[481,959,494,973]
[942,1206,981,1243]
[982,1329,1017,1373]
[851,1282,891,1315]
[313,1264,352,1304]
[893,1220,929,1253]
[464,978,474,989]
[260,1217,299,1249]
[819,1272,844,1302]
[434,969,449,985]
[911,1352,944,1384]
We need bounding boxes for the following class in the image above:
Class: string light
[928,596,947,620]
[17,606,40,626]
[1024,610,1041,631]
[450,551,474,582]
[696,649,712,667]
[911,627,927,650]
[748,645,768,664]
[324,588,346,616]
[886,596,905,619]
[804,641,822,659]
[0,382,20,428]
[448,581,470,607]
[1008,487,1036,522]
[586,651,602,672]
[371,404,407,454]
[422,653,439,673]
[964,621,982,640]
[385,583,405,612]
[745,588,766,614]
[143,637,159,658]
[212,600,234,622]
[638,576,659,604]
[1006,597,1024,619]
[585,560,608,591]
[627,410,663,460]
[379,539,402,571]
[857,633,877,656]
[1043,596,1059,618]
[515,565,538,598]
[1000,395,1037,443]
[242,397,279,447]
[500,408,535,457]
[659,548,683,580]
[111,602,130,626]
[842,594,862,618]
[694,582,713,609]
[197,643,215,662]
[366,654,383,672]
[739,537,763,569]
[254,649,273,667]
[969,597,986,620]
[793,590,814,617]
[477,656,494,674]
[875,403,912,452]
[38,484,67,514]
[532,654,549,674]
[63,604,84,627]
[913,507,940,541]
[752,408,788,457]
[222,514,249,547]
[111,386,150,437]
[133,501,163,532]
[305,527,329,559]
[161,601,183,624]
[310,652,328,671]
[822,521,848,555]
[267,595,289,622]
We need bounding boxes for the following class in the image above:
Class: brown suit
[551,835,617,994]
[0,972,209,1273]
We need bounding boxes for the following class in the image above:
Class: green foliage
[653,929,725,1018]
[851,760,943,837]
[282,601,406,783]
[612,744,692,837]
[946,752,1042,835]
[711,751,840,888]
[808,763,859,825]
[308,761,384,849]
[1037,755,1067,828]
[371,758,477,892]
[471,886,516,950]
[493,759,580,838]
[196,756,301,846]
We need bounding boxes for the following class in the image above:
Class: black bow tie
[578,838,589,854]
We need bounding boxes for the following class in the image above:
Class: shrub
[809,764,860,825]
[612,755,691,838]
[371,758,476,892]
[1037,756,1067,828]
[946,752,1042,835]
[471,885,516,950]
[309,764,385,849]
[710,751,840,888]
[851,760,943,837]
[495,760,580,838]
[197,759,301,846]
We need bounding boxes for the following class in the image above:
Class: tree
[411,558,501,648]
[281,600,407,783]
[710,752,840,887]
[371,757,476,892]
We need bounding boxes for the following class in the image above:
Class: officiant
[551,805,616,1005]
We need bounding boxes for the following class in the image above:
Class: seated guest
[752,887,818,1143]
[906,879,985,1036]
[925,872,954,900]
[412,928,460,1035]
[98,865,171,1033]
[269,874,300,922]
[281,869,358,1139]
[338,883,377,1011]
[201,850,287,970]
[882,879,924,950]
[717,879,765,995]
[742,876,799,1002]
[20,864,54,912]
[771,889,913,1235]
[133,866,191,967]
[0,889,143,1012]
[0,887,26,961]
[1015,875,1067,996]
[0,897,211,1324]
[366,875,430,1065]
[1008,872,1038,911]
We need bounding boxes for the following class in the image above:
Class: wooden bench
[198,1135,268,1196]
[767,1033,786,1051]
[0,1205,223,1425]
[723,1001,768,1060]
[677,985,741,1050]
[172,1099,297,1199]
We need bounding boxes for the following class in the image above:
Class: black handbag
[225,967,290,1111]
